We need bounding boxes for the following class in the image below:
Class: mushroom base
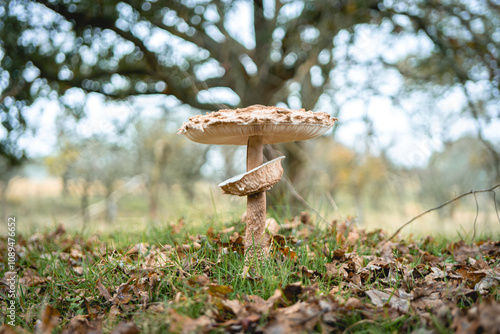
[244,191,267,265]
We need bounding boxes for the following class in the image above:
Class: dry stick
[471,192,479,242]
[268,145,329,224]
[281,176,329,225]
[386,183,500,242]
[493,191,500,222]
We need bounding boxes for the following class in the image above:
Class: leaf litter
[0,214,499,333]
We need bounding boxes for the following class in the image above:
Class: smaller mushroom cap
[219,156,285,196]
[178,105,337,145]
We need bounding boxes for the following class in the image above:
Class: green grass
[1,210,499,333]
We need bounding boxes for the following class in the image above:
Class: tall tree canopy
[1,0,499,179]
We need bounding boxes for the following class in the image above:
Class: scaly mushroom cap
[218,156,285,196]
[177,105,337,145]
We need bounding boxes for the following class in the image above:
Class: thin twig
[493,191,500,222]
[471,192,479,242]
[386,184,500,241]
[326,192,344,222]
[281,176,329,224]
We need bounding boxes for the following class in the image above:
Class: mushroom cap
[219,156,285,196]
[177,105,337,145]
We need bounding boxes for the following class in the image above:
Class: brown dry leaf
[70,248,83,260]
[221,299,244,316]
[425,266,446,283]
[168,309,212,334]
[378,241,398,259]
[36,305,60,334]
[110,279,135,305]
[282,282,303,303]
[479,240,500,257]
[281,246,297,260]
[335,218,359,246]
[332,248,346,260]
[72,266,84,275]
[271,235,286,247]
[0,325,28,334]
[344,297,363,309]
[245,295,273,314]
[265,218,280,236]
[147,303,166,313]
[143,249,171,268]
[187,275,210,287]
[108,305,122,321]
[96,278,112,301]
[61,314,102,334]
[365,290,409,313]
[452,298,500,334]
[206,227,215,240]
[208,284,233,298]
[449,240,481,263]
[281,219,301,230]
[168,218,185,235]
[125,243,150,256]
[20,268,46,287]
[266,298,331,333]
[299,211,310,224]
[110,321,140,334]
[474,277,500,295]
[299,266,322,280]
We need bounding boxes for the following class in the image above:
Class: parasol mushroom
[178,105,337,267]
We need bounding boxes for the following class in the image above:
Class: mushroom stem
[245,135,266,265]
[246,135,263,170]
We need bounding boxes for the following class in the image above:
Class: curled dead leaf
[36,305,60,334]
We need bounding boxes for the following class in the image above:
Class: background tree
[0,157,22,222]
[417,136,495,217]
[129,118,208,220]
[1,0,499,213]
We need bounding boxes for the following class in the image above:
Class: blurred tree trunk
[62,170,70,196]
[149,140,169,221]
[0,165,16,222]
[104,183,117,223]
[81,180,90,226]
[0,180,8,222]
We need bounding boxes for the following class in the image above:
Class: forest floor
[1,212,499,333]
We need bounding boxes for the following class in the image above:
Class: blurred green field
[3,177,499,242]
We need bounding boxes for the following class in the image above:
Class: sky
[12,0,500,171]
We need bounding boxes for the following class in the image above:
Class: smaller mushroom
[218,156,285,196]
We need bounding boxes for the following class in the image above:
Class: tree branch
[386,184,500,241]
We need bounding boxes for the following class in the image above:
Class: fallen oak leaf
[282,282,303,304]
[220,299,244,316]
[187,275,210,287]
[451,297,500,334]
[96,278,112,301]
[19,268,46,287]
[0,325,28,333]
[168,308,213,334]
[208,284,233,298]
[125,243,150,256]
[474,277,500,295]
[110,278,135,305]
[61,314,102,334]
[344,297,364,309]
[110,321,140,334]
[35,305,60,334]
[365,289,410,313]
[147,303,166,313]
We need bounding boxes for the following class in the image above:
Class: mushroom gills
[218,156,285,196]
